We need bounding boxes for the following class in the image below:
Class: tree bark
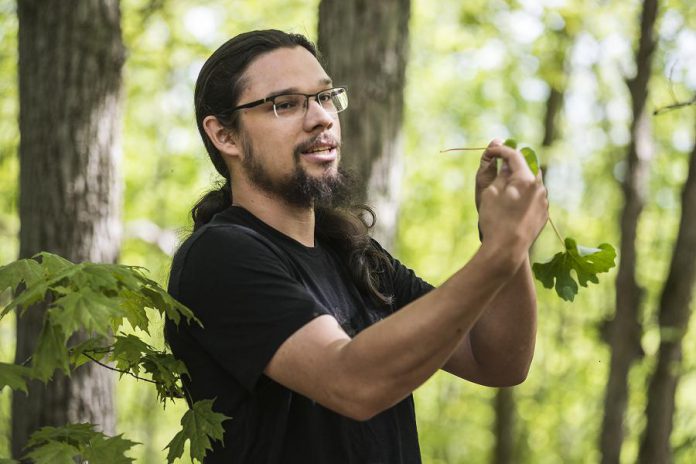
[637,123,696,464]
[13,0,124,459]
[492,387,516,464]
[317,0,411,249]
[600,1,659,463]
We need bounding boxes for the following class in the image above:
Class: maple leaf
[83,434,138,464]
[0,362,33,393]
[165,399,231,463]
[141,352,188,401]
[31,322,71,381]
[23,441,79,464]
[49,287,125,336]
[110,334,153,375]
[25,423,137,464]
[532,238,617,302]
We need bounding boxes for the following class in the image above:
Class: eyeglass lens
[273,88,348,118]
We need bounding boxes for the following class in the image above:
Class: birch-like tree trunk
[600,1,659,462]
[12,0,124,458]
[637,122,696,464]
[317,0,411,249]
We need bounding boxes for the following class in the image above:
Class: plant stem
[82,352,159,385]
[547,215,565,247]
[440,147,488,153]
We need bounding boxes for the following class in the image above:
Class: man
[165,29,548,463]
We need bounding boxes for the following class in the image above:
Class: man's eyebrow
[265,78,334,98]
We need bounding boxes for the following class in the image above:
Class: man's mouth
[298,138,339,162]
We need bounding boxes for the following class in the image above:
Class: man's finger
[484,145,534,179]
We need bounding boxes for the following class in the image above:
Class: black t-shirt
[165,206,433,463]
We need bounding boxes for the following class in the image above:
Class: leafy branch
[442,139,617,301]
[0,252,230,463]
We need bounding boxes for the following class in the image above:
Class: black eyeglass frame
[222,86,348,117]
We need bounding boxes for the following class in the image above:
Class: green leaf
[0,458,21,464]
[165,399,230,464]
[520,146,540,176]
[0,362,33,393]
[34,252,73,274]
[141,352,188,401]
[118,289,152,333]
[49,288,125,336]
[503,138,517,149]
[533,238,617,301]
[83,434,138,464]
[31,322,70,381]
[26,423,96,448]
[68,337,111,368]
[111,334,153,375]
[24,441,80,464]
[0,258,43,295]
[25,423,138,464]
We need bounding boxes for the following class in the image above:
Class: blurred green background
[1,0,695,462]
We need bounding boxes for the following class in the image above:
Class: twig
[82,352,160,386]
[440,147,488,152]
[653,96,696,115]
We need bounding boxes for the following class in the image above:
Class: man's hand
[477,139,548,261]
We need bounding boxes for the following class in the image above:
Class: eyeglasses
[225,87,348,119]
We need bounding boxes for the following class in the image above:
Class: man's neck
[232,189,316,248]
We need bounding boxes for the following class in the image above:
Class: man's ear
[202,115,242,159]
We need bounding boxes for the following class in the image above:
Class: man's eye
[275,100,299,111]
[318,93,332,103]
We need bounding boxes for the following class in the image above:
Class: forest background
[1,0,696,462]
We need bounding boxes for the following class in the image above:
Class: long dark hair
[191,29,393,307]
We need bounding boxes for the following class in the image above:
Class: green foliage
[503,138,541,175]
[0,362,30,393]
[0,252,196,385]
[533,238,617,302]
[0,252,228,463]
[23,423,138,464]
[165,399,230,463]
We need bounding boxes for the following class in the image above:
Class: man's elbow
[487,363,532,387]
[326,382,396,422]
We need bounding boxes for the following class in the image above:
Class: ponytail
[191,178,232,231]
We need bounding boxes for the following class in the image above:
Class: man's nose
[303,98,334,130]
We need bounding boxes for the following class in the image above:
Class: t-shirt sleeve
[171,225,329,392]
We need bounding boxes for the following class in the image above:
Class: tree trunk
[12,0,124,459]
[317,0,411,249]
[600,1,659,463]
[637,123,696,464]
[492,387,516,464]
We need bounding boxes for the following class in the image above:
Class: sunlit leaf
[83,434,138,464]
[165,399,230,464]
[520,146,540,176]
[24,441,79,464]
[49,288,125,336]
[0,362,32,393]
[533,238,617,301]
[25,423,137,464]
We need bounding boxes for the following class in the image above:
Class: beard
[240,134,353,209]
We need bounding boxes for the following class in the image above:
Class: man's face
[233,46,344,208]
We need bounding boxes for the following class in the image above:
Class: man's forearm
[468,255,537,382]
[334,243,520,416]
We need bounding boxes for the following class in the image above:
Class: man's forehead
[241,46,332,97]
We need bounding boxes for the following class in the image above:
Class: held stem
[547,215,565,247]
[439,147,488,152]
